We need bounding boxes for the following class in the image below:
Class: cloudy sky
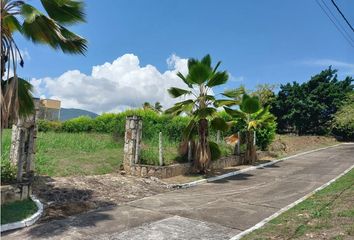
[15,0,354,114]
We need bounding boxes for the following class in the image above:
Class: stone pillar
[10,99,39,183]
[123,116,142,172]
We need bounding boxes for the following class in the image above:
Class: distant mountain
[60,108,99,121]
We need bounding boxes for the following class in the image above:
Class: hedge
[37,109,276,149]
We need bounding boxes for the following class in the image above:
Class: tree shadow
[211,173,254,183]
[28,206,115,239]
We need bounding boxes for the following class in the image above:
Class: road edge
[175,143,352,189]
[0,195,44,233]
[229,154,354,239]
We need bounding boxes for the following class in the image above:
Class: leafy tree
[165,54,229,172]
[253,84,277,107]
[272,67,353,135]
[1,0,87,127]
[332,92,354,141]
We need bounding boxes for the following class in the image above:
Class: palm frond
[188,62,211,84]
[201,54,211,68]
[182,119,197,140]
[222,87,245,99]
[41,0,86,25]
[194,107,217,118]
[224,107,247,119]
[207,71,228,87]
[21,3,87,55]
[240,94,261,114]
[177,71,192,88]
[168,87,191,98]
[214,99,239,107]
[210,117,229,131]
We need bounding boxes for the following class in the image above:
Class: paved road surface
[3,144,354,240]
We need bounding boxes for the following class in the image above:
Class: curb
[229,162,354,240]
[174,143,353,189]
[0,195,43,233]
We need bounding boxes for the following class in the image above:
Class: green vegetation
[165,54,229,172]
[271,67,353,136]
[219,87,276,163]
[1,0,87,127]
[242,169,354,240]
[332,92,354,141]
[1,129,123,178]
[1,199,38,225]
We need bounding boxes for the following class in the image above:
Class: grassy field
[1,199,38,224]
[1,129,193,177]
[2,129,124,177]
[242,169,354,240]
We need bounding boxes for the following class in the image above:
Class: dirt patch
[267,134,338,158]
[32,173,171,222]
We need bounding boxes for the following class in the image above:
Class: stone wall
[126,155,244,179]
[121,115,244,179]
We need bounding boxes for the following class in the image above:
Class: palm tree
[223,93,274,164]
[1,0,87,127]
[165,54,229,173]
[142,102,152,110]
[154,102,163,113]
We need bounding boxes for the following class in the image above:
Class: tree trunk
[245,130,257,165]
[195,118,210,173]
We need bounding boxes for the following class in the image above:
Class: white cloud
[302,59,354,76]
[31,54,190,113]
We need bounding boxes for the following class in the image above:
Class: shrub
[1,159,16,183]
[38,120,62,132]
[256,119,277,150]
[332,93,354,141]
[93,113,117,133]
[62,116,95,132]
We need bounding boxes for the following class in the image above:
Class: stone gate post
[123,116,142,172]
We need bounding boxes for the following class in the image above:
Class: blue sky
[15,0,354,113]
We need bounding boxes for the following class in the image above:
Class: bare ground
[32,173,171,222]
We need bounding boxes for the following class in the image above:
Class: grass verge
[1,199,38,225]
[242,168,354,240]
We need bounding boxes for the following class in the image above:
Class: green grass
[242,169,354,240]
[1,129,236,177]
[140,138,185,166]
[1,199,38,225]
[1,129,124,177]
[140,137,234,166]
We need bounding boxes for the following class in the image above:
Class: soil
[267,134,338,157]
[32,173,171,222]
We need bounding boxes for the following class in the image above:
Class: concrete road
[3,144,354,240]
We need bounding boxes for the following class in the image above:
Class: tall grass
[1,129,123,177]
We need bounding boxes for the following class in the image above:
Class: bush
[332,93,354,141]
[1,159,16,183]
[93,113,117,133]
[38,120,62,132]
[256,120,277,150]
[62,116,95,132]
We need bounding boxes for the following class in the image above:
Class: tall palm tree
[222,93,274,164]
[165,54,229,173]
[1,0,87,127]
